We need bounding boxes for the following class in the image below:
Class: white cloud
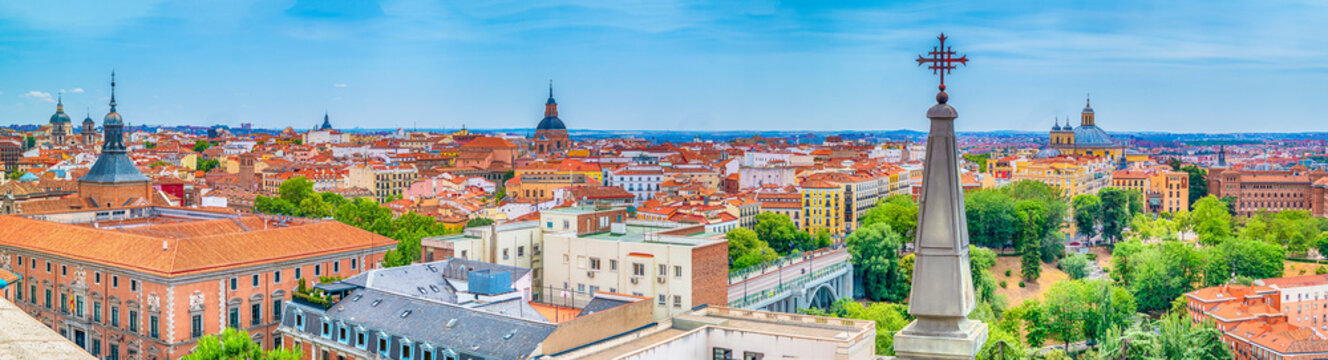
[333,83,348,88]
[69,88,84,93]
[22,91,54,103]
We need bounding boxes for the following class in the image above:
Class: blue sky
[1,0,1325,132]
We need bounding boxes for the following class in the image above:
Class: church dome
[536,116,565,131]
[50,96,71,124]
[104,111,122,125]
[83,114,95,126]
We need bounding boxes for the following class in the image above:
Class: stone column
[893,100,988,359]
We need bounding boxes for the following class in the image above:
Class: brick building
[0,206,395,360]
[1208,165,1328,217]
[1187,275,1328,359]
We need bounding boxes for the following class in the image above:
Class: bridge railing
[728,245,844,284]
[729,261,849,309]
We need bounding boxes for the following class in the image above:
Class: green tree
[969,245,999,304]
[964,153,991,173]
[1015,200,1046,281]
[1097,188,1132,243]
[803,300,911,356]
[1109,239,1144,284]
[1178,165,1207,209]
[726,228,779,271]
[753,212,813,254]
[182,328,301,360]
[467,217,495,228]
[196,158,221,173]
[253,196,296,216]
[861,194,919,240]
[24,135,35,150]
[1202,237,1285,286]
[846,223,909,302]
[1128,241,1204,312]
[1059,253,1092,280]
[297,196,334,218]
[1037,280,1136,351]
[1071,194,1101,239]
[1191,196,1233,245]
[192,140,211,153]
[965,190,1020,250]
[1002,180,1067,238]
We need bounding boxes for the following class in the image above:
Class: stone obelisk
[893,33,988,360]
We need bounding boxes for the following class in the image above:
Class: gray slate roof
[578,297,632,317]
[1072,125,1116,146]
[329,288,556,360]
[79,152,150,183]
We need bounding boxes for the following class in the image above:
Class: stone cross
[893,33,988,360]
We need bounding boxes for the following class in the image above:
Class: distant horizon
[2,1,1326,132]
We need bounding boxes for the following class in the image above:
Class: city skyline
[2,0,1326,132]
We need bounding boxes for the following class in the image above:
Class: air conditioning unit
[587,271,595,278]
[656,275,666,284]
[630,277,640,284]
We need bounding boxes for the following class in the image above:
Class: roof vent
[504,330,515,340]
[446,319,457,328]
[371,299,382,307]
[162,240,168,251]
[400,310,412,318]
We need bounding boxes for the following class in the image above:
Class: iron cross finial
[916,33,968,104]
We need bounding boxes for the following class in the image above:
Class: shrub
[1018,281,1026,288]
[1004,269,1012,277]
[1301,269,1308,275]
[999,280,1008,288]
[1318,266,1328,275]
[1086,253,1097,261]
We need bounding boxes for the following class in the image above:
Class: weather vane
[916,33,968,104]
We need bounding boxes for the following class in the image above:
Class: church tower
[48,94,71,145]
[1081,95,1095,127]
[78,72,153,208]
[532,81,569,156]
[81,112,97,146]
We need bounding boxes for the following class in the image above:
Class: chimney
[162,240,169,251]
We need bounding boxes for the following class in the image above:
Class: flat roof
[579,224,720,246]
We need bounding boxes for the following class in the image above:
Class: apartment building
[347,163,419,202]
[0,206,394,359]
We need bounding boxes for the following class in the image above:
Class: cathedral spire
[544,80,558,117]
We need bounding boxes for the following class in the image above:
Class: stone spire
[895,34,987,360]
[1218,145,1228,167]
[544,80,558,117]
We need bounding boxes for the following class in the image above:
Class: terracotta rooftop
[1258,274,1328,289]
[0,206,395,277]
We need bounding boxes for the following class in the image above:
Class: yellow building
[514,159,603,183]
[1012,156,1113,197]
[1111,166,1189,213]
[799,180,843,236]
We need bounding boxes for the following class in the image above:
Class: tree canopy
[753,212,815,254]
[846,222,909,302]
[861,194,919,240]
[726,228,779,271]
[182,328,301,360]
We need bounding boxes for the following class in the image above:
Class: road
[729,248,851,303]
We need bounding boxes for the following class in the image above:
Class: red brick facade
[690,241,729,308]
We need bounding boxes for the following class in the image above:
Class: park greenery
[255,176,459,267]
[726,212,833,271]
[182,328,301,360]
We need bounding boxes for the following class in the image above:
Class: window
[129,310,139,333]
[503,249,510,260]
[273,299,283,322]
[610,259,618,271]
[633,263,645,276]
[674,295,682,308]
[150,315,159,338]
[229,308,240,329]
[192,315,203,337]
[713,347,733,360]
[461,250,468,259]
[518,246,525,257]
[62,265,67,276]
[562,254,568,264]
[743,352,764,360]
[351,258,358,270]
[44,289,51,309]
[658,294,666,306]
[60,294,68,313]
[334,261,340,273]
[295,268,302,280]
[111,306,120,327]
[401,342,413,359]
[274,270,282,284]
[252,275,260,288]
[339,326,348,344]
[356,332,366,349]
[315,264,322,276]
[109,344,119,360]
[112,276,119,288]
[675,266,683,277]
[130,280,138,292]
[590,257,601,270]
[659,264,667,276]
[295,312,305,330]
[321,321,331,338]
[252,303,262,326]
[46,261,50,273]
[94,301,101,322]
[92,338,101,356]
[13,281,20,301]
[95,272,101,284]
[379,337,389,357]
[75,295,85,317]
